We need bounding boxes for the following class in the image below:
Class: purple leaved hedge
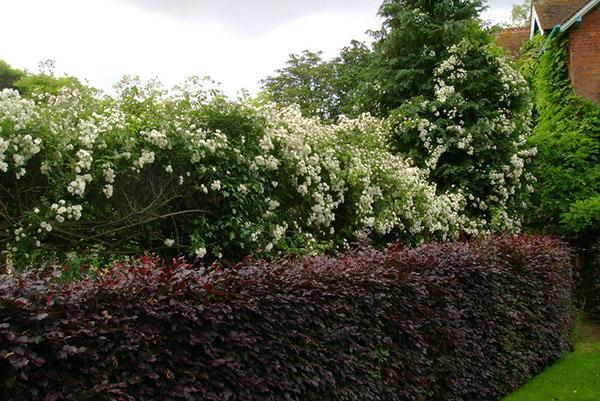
[586,238,600,321]
[0,235,573,401]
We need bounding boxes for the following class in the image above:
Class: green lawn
[503,320,600,401]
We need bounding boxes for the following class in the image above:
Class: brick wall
[568,5,600,105]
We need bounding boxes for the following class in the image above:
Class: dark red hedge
[0,235,573,401]
[586,238,600,322]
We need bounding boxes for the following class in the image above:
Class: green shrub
[0,60,24,91]
[526,38,600,237]
[0,78,470,266]
[520,36,600,321]
[0,59,82,97]
[388,39,535,232]
[562,196,600,237]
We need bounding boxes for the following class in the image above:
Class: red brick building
[531,0,600,104]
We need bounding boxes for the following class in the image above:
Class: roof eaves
[530,5,545,38]
[561,0,600,31]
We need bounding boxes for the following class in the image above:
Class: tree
[0,60,25,91]
[372,0,488,113]
[12,73,82,97]
[260,41,378,121]
[0,59,82,97]
[261,50,336,120]
[329,41,381,118]
[379,0,535,231]
[511,0,531,28]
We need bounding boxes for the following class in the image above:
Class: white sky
[0,0,516,96]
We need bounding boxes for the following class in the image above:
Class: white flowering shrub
[389,40,536,232]
[0,77,470,265]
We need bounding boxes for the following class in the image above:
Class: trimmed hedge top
[0,235,573,400]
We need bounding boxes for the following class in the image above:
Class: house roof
[495,28,530,60]
[532,0,593,30]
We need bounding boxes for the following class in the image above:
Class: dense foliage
[261,0,535,232]
[0,61,23,92]
[0,79,471,266]
[0,59,82,97]
[373,0,487,113]
[261,0,495,117]
[383,7,535,230]
[509,0,531,28]
[515,35,600,322]
[0,235,573,400]
[524,38,600,239]
[587,238,600,322]
[260,41,377,121]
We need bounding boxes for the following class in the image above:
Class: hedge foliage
[388,38,535,232]
[524,37,600,238]
[262,0,537,233]
[0,235,573,400]
[0,79,469,267]
[586,238,600,322]
[0,59,83,97]
[518,36,599,320]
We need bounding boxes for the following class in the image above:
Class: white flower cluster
[257,105,467,240]
[13,227,25,242]
[0,129,43,179]
[78,118,100,149]
[67,174,93,197]
[393,39,535,232]
[0,89,37,130]
[102,163,115,199]
[171,121,229,165]
[39,221,53,232]
[433,43,468,103]
[51,201,83,222]
[195,247,207,258]
[0,81,486,258]
[141,129,169,149]
[76,149,93,172]
[134,149,155,169]
[497,56,529,102]
[257,105,346,230]
[0,138,9,172]
[210,180,221,191]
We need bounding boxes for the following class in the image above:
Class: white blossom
[210,180,221,191]
[195,247,207,258]
[134,149,155,168]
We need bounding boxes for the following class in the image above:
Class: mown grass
[503,319,600,401]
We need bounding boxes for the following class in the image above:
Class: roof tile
[495,28,530,60]
[532,0,591,30]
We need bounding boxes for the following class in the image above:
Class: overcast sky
[1,0,518,96]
